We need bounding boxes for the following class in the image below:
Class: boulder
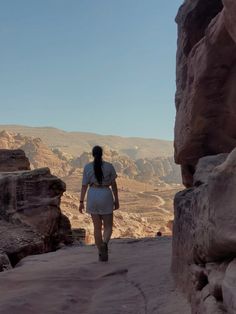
[0,165,72,270]
[173,149,236,264]
[193,154,227,186]
[172,149,236,313]
[0,149,30,171]
[0,167,71,245]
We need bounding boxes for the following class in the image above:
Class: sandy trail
[152,194,165,207]
[0,237,190,314]
[138,192,166,208]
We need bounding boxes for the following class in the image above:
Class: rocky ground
[0,130,182,242]
[61,181,180,242]
[0,237,190,314]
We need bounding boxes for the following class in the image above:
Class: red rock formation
[172,150,236,313]
[20,137,71,177]
[173,1,236,313]
[0,150,72,270]
[0,149,30,171]
[174,0,236,187]
[0,220,44,268]
[0,131,71,177]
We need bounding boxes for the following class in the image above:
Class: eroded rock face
[223,0,236,42]
[223,259,236,313]
[0,131,71,177]
[0,149,30,172]
[173,1,236,312]
[172,149,236,313]
[0,151,72,270]
[174,0,236,187]
[0,220,44,267]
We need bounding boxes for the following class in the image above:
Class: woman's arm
[79,184,88,213]
[111,180,119,210]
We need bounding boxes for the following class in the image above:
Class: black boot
[99,242,108,262]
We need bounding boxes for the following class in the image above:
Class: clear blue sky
[0,0,183,140]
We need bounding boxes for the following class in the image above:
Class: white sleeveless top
[82,161,117,186]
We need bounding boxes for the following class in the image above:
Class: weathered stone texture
[174,0,236,187]
[0,167,71,245]
[223,259,236,313]
[172,149,236,313]
[173,1,236,313]
[0,151,72,270]
[0,149,30,172]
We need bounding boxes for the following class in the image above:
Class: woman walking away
[79,146,119,262]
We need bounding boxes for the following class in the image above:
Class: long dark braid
[92,146,104,184]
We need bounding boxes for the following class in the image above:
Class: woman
[79,145,119,261]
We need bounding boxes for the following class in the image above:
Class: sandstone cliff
[174,0,236,187]
[173,1,236,313]
[0,130,181,185]
[172,151,236,313]
[71,148,181,185]
[0,150,71,271]
[0,131,71,177]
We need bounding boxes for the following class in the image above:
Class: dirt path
[138,192,166,208]
[0,237,190,314]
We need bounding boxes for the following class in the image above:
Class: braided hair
[92,146,104,184]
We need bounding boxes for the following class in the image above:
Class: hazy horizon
[0,123,174,142]
[0,0,183,140]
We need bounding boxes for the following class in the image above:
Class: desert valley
[0,125,182,242]
[3,0,236,312]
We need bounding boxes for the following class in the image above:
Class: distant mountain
[0,130,70,177]
[0,126,181,185]
[71,149,181,185]
[0,125,174,159]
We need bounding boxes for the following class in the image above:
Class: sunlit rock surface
[173,149,236,313]
[173,0,236,313]
[0,150,71,270]
[174,0,236,187]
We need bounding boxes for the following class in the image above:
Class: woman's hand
[79,185,88,214]
[79,202,85,214]
[114,199,120,210]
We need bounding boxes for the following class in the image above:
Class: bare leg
[91,214,103,250]
[102,213,113,244]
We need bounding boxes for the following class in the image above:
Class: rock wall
[174,0,236,187]
[0,150,72,270]
[172,150,236,313]
[173,1,236,313]
[0,131,71,177]
[0,149,30,172]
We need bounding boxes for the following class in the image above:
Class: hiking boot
[99,242,108,262]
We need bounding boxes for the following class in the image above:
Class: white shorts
[86,187,114,215]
